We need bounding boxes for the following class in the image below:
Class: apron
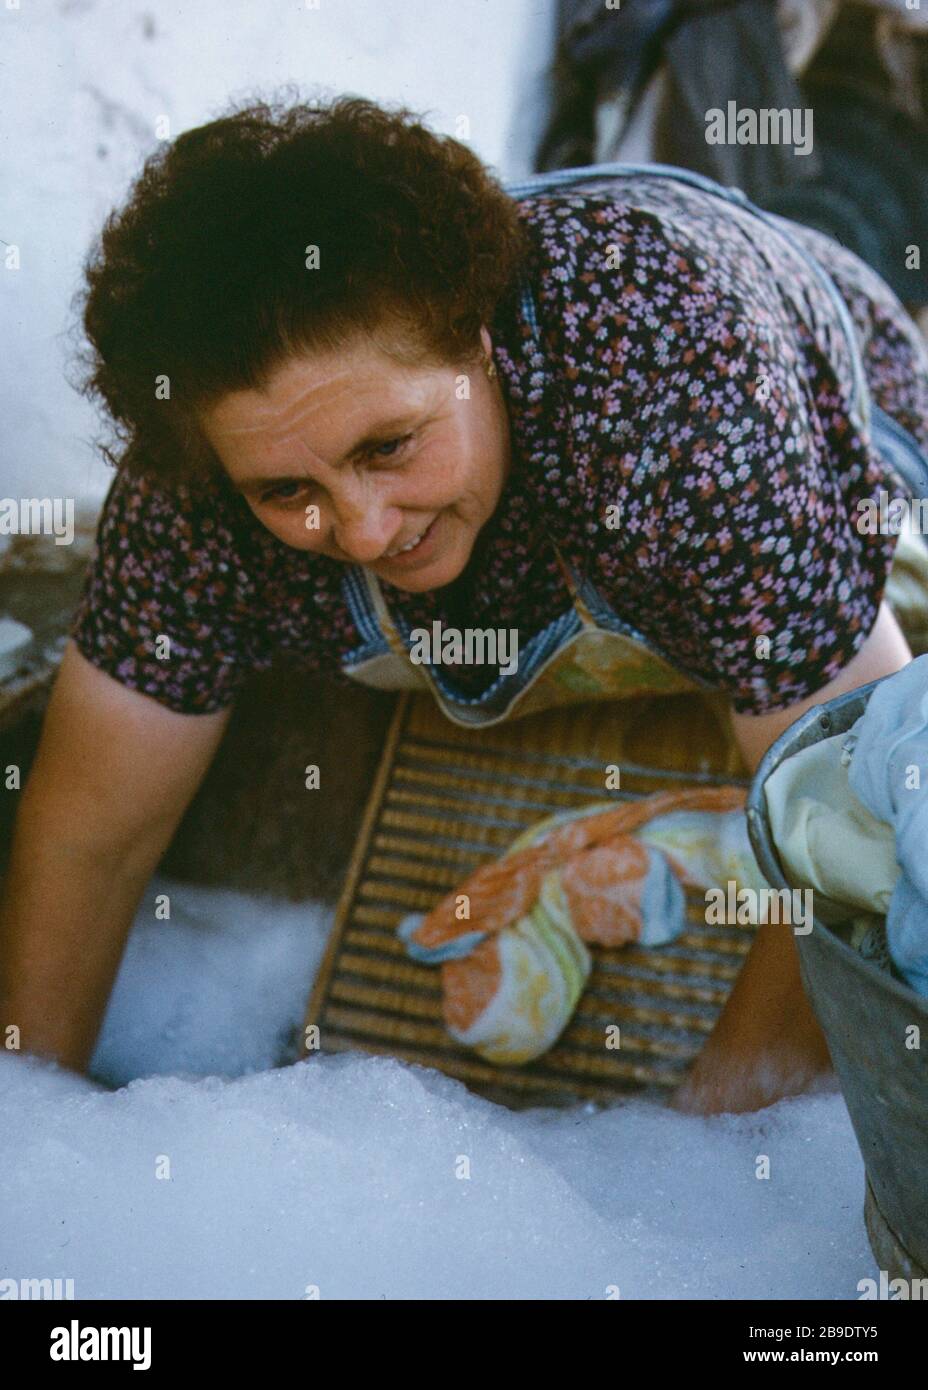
[336,160,928,730]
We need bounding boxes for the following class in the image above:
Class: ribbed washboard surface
[303,689,755,1109]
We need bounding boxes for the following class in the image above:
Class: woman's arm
[672,601,912,1115]
[728,601,912,772]
[0,641,232,1075]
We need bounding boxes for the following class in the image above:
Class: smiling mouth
[381,514,440,560]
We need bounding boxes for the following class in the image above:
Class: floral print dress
[69,173,927,717]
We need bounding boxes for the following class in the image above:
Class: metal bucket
[746,679,928,1282]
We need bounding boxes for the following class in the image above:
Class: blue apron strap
[358,565,417,664]
[550,542,599,630]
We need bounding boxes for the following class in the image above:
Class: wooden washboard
[301,689,755,1109]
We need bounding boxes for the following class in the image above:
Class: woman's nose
[331,490,401,563]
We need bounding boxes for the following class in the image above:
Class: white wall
[0,0,557,507]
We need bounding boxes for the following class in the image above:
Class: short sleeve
[516,185,911,715]
[69,467,257,715]
[588,299,905,715]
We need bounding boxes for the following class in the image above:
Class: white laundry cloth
[763,728,897,924]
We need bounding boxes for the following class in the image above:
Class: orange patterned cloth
[399,786,767,1065]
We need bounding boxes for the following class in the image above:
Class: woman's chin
[382,551,464,591]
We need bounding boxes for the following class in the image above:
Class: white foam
[0,874,876,1300]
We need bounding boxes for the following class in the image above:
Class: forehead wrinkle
[211,369,396,449]
[229,429,328,479]
[209,369,352,437]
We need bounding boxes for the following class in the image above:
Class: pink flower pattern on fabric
[70,176,928,716]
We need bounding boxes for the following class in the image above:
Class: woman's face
[199,325,512,592]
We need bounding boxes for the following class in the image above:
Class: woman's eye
[260,481,312,505]
[258,434,413,505]
[370,433,413,461]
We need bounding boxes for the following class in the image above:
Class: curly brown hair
[74,88,533,492]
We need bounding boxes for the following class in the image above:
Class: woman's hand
[672,600,911,1116]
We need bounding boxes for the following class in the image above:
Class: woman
[1,93,924,1112]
